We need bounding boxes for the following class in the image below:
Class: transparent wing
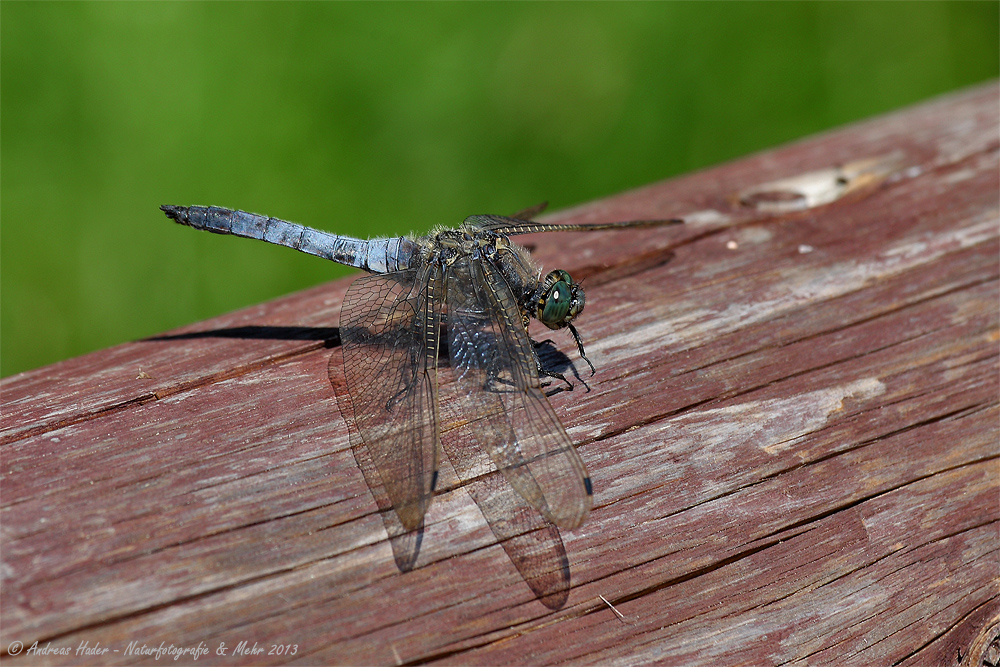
[436,373,571,608]
[329,348,422,571]
[509,201,548,220]
[464,213,683,237]
[339,267,442,531]
[446,257,592,530]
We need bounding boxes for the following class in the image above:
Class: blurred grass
[2,2,997,377]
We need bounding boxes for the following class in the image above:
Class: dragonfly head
[535,269,585,330]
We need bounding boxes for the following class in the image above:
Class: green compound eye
[537,270,584,329]
[541,280,571,325]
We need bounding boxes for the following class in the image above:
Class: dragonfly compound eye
[537,270,584,329]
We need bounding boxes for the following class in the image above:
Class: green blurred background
[2,2,997,377]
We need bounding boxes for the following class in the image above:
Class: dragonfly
[161,203,680,537]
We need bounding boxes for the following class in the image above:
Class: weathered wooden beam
[2,81,997,665]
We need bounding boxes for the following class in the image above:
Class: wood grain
[2,81,997,666]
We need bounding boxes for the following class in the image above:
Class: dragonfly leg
[568,323,597,376]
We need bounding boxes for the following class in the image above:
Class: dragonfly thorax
[424,227,506,266]
[424,227,585,331]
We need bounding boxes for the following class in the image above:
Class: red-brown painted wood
[2,81,997,666]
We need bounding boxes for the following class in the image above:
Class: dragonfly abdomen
[161,205,416,273]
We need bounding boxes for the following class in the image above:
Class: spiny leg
[567,323,596,376]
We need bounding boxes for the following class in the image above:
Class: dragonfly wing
[339,268,442,532]
[464,213,682,237]
[446,258,592,530]
[329,348,422,571]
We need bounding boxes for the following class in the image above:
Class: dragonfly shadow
[148,325,340,346]
[534,339,591,395]
[149,323,574,609]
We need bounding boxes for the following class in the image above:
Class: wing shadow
[148,325,340,345]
